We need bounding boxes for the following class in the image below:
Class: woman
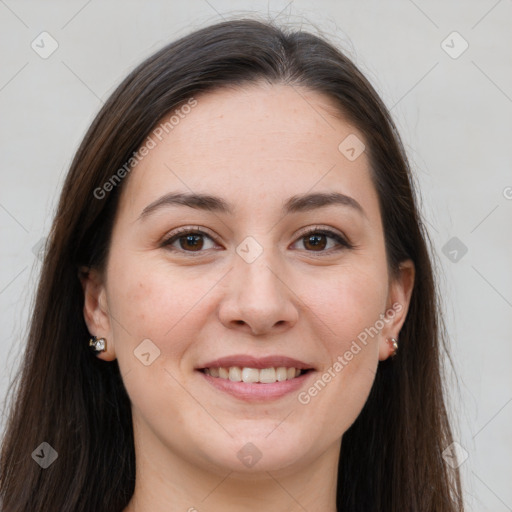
[0,18,464,511]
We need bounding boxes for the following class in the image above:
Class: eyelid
[294,224,347,240]
[165,225,217,239]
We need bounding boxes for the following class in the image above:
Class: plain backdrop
[0,1,511,510]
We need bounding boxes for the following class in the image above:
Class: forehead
[118,83,379,223]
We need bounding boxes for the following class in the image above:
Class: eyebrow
[138,191,366,220]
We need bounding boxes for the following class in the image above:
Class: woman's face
[83,83,414,475]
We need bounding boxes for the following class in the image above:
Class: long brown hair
[0,18,464,511]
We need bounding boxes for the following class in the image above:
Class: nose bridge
[236,236,285,300]
[218,238,299,334]
[238,245,281,297]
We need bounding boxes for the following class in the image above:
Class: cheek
[296,268,386,431]
[106,255,220,361]
[105,258,210,420]
[305,265,388,346]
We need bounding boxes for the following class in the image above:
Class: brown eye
[303,233,328,251]
[292,228,352,253]
[178,234,204,251]
[162,229,217,253]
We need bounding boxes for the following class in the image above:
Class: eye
[291,227,352,253]
[161,226,352,255]
[161,227,218,253]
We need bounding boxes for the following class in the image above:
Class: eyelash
[161,225,354,256]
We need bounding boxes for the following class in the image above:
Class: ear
[79,266,116,361]
[378,259,415,361]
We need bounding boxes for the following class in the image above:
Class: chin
[195,430,313,474]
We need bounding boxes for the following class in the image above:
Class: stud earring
[88,335,107,353]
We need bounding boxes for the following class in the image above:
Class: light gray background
[0,1,511,510]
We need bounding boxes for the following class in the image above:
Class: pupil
[306,234,326,250]
[181,234,203,251]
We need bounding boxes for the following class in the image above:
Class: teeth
[203,366,306,383]
[228,367,242,382]
[259,367,276,383]
[276,367,288,381]
[241,367,259,383]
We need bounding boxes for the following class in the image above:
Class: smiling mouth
[200,366,312,384]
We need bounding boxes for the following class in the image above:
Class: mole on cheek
[126,281,148,310]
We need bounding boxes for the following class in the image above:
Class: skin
[82,83,414,512]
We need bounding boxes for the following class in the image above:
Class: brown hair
[0,18,464,511]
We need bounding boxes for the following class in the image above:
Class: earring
[387,337,398,357]
[89,335,107,353]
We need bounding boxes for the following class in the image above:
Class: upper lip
[197,355,315,371]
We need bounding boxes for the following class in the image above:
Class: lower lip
[198,370,313,401]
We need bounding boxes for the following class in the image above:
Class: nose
[218,249,299,336]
